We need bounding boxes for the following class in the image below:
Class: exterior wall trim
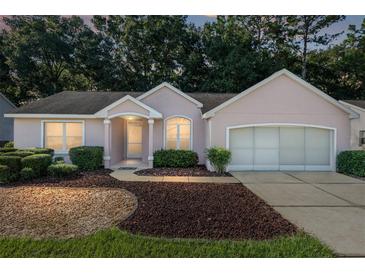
[40,120,85,154]
[163,115,194,150]
[5,114,96,119]
[225,123,337,171]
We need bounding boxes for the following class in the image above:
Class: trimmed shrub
[337,150,365,177]
[28,148,54,156]
[48,163,78,178]
[4,141,14,148]
[0,147,17,153]
[0,165,11,183]
[20,167,35,181]
[54,156,64,162]
[206,146,231,174]
[69,146,103,171]
[153,149,198,168]
[3,150,35,158]
[0,156,21,181]
[21,154,52,177]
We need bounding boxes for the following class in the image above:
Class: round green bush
[3,150,35,158]
[4,141,14,148]
[69,146,103,171]
[54,156,64,162]
[48,163,78,178]
[0,164,11,183]
[0,155,22,173]
[153,149,198,168]
[20,167,35,180]
[21,154,52,177]
[337,150,365,177]
[206,146,232,174]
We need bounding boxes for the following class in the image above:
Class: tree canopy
[0,15,364,106]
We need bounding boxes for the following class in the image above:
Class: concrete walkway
[110,169,239,184]
[232,171,365,257]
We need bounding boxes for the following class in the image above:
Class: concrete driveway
[232,171,365,257]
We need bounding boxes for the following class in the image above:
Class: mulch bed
[134,165,232,177]
[4,170,297,241]
[0,186,137,239]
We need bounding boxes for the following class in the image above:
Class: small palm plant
[206,146,231,174]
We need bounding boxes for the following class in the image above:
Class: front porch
[110,159,149,170]
[97,95,163,169]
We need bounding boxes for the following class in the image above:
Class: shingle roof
[8,90,238,115]
[342,100,365,110]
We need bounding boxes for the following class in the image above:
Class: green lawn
[0,228,334,258]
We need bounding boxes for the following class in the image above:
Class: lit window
[359,130,365,146]
[165,117,191,150]
[44,122,83,152]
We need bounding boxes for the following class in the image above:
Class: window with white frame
[44,122,83,152]
[165,117,191,150]
[360,130,365,146]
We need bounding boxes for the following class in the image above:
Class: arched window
[165,117,192,150]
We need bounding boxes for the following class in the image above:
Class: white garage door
[228,126,333,171]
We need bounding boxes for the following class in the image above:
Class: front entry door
[127,121,143,158]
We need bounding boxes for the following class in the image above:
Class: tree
[287,15,345,79]
[2,16,95,103]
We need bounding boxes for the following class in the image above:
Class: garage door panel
[228,125,333,171]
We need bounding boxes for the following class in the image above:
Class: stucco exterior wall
[209,75,351,154]
[107,100,149,117]
[140,86,206,163]
[110,117,125,165]
[343,105,365,150]
[14,118,104,149]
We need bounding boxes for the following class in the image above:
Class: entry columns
[103,118,111,168]
[148,118,154,167]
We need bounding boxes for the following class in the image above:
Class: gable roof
[202,69,359,119]
[137,82,203,108]
[0,93,16,108]
[94,95,162,118]
[340,100,365,112]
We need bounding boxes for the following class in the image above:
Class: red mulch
[134,165,232,177]
[5,170,297,240]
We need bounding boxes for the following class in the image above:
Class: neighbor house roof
[340,100,365,111]
[6,90,237,116]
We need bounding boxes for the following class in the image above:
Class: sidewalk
[110,169,239,184]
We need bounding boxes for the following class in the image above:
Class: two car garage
[227,125,335,171]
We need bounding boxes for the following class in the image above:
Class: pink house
[5,69,361,171]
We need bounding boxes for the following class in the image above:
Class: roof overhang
[4,113,97,119]
[137,82,203,108]
[339,100,364,114]
[202,69,359,119]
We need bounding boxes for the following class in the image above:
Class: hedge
[3,151,35,158]
[153,149,198,168]
[69,146,103,171]
[21,154,52,177]
[28,148,54,156]
[0,147,17,153]
[206,146,231,174]
[0,156,21,181]
[0,165,11,183]
[48,163,78,178]
[4,141,14,148]
[20,167,35,180]
[337,150,365,177]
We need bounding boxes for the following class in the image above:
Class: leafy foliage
[48,163,78,178]
[337,150,365,177]
[20,167,35,181]
[69,146,103,171]
[21,154,52,177]
[0,15,364,104]
[3,151,35,158]
[206,147,232,174]
[27,148,54,157]
[0,164,11,183]
[153,149,198,168]
[3,141,14,148]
